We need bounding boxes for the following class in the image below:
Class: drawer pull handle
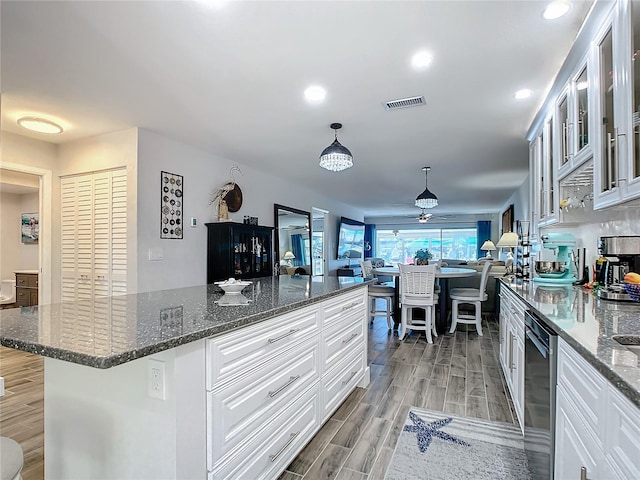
[580,467,589,480]
[268,328,300,344]
[342,370,357,386]
[342,333,359,345]
[269,431,300,462]
[269,375,300,398]
[341,301,359,311]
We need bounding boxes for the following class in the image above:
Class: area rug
[384,407,531,480]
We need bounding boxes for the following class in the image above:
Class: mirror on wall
[274,204,312,275]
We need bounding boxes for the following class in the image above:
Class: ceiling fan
[417,209,432,223]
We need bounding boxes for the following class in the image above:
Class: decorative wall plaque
[160,171,183,239]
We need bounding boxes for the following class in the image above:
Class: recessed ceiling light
[304,85,327,104]
[17,116,63,134]
[543,1,571,20]
[411,50,433,70]
[514,89,533,100]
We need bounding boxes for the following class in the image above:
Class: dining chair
[360,260,395,329]
[449,260,493,336]
[398,263,438,343]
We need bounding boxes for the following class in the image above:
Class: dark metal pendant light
[415,166,438,208]
[319,123,353,172]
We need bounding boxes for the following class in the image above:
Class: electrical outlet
[148,359,165,400]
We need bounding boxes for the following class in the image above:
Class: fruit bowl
[624,283,640,302]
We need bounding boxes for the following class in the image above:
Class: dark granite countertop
[0,276,370,369]
[500,279,640,408]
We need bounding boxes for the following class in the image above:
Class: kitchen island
[0,276,372,480]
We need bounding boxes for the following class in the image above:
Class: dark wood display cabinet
[15,272,38,307]
[206,222,274,283]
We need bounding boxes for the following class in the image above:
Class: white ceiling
[0,1,593,218]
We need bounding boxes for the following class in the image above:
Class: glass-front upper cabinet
[594,1,640,209]
[536,117,559,227]
[557,89,571,172]
[574,65,590,156]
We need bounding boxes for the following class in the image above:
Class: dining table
[372,265,477,334]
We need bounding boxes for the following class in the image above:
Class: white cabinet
[206,287,368,479]
[558,58,593,181]
[555,338,639,480]
[498,286,525,429]
[531,117,559,229]
[593,0,640,209]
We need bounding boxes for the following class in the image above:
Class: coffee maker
[597,236,640,301]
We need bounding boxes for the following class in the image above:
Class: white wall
[57,128,139,298]
[136,129,363,293]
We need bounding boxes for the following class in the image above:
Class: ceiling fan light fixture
[415,166,438,209]
[319,123,353,172]
[17,116,63,134]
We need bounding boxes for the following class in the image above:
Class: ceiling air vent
[384,95,425,111]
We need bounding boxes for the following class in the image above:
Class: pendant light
[415,166,438,208]
[319,123,353,172]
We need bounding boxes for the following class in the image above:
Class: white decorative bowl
[214,279,252,295]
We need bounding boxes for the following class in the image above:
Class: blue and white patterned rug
[384,408,532,480]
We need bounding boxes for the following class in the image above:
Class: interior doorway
[1,163,52,305]
[311,207,328,276]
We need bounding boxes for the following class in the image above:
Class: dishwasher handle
[525,328,549,359]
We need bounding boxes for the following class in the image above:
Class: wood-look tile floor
[0,345,44,480]
[0,311,515,480]
[280,311,517,480]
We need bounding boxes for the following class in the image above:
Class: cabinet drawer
[323,289,366,328]
[15,274,37,288]
[206,303,320,388]
[209,385,320,480]
[557,339,605,439]
[321,348,365,421]
[322,313,364,373]
[207,337,320,469]
[15,288,30,307]
[606,386,640,480]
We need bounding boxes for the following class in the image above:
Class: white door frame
[2,162,53,305]
[311,207,329,276]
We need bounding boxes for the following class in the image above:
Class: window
[375,228,478,265]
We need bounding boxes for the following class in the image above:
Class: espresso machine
[597,236,640,301]
[533,233,578,284]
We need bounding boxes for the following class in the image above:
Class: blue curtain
[291,234,304,266]
[364,224,376,258]
[477,220,491,259]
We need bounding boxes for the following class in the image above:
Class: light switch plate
[148,247,163,261]
[190,217,197,227]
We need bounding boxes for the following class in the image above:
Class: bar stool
[398,263,438,343]
[449,260,493,336]
[360,260,395,329]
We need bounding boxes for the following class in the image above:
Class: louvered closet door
[61,169,128,300]
[60,169,128,351]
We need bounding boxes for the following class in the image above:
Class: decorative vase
[414,258,429,265]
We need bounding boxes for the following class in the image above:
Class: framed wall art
[160,171,183,239]
[21,213,39,244]
[501,204,514,235]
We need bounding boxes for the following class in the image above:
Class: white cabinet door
[593,1,640,208]
[555,386,602,480]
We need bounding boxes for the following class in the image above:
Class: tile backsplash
[538,201,640,279]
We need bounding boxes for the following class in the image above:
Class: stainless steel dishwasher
[524,309,557,480]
